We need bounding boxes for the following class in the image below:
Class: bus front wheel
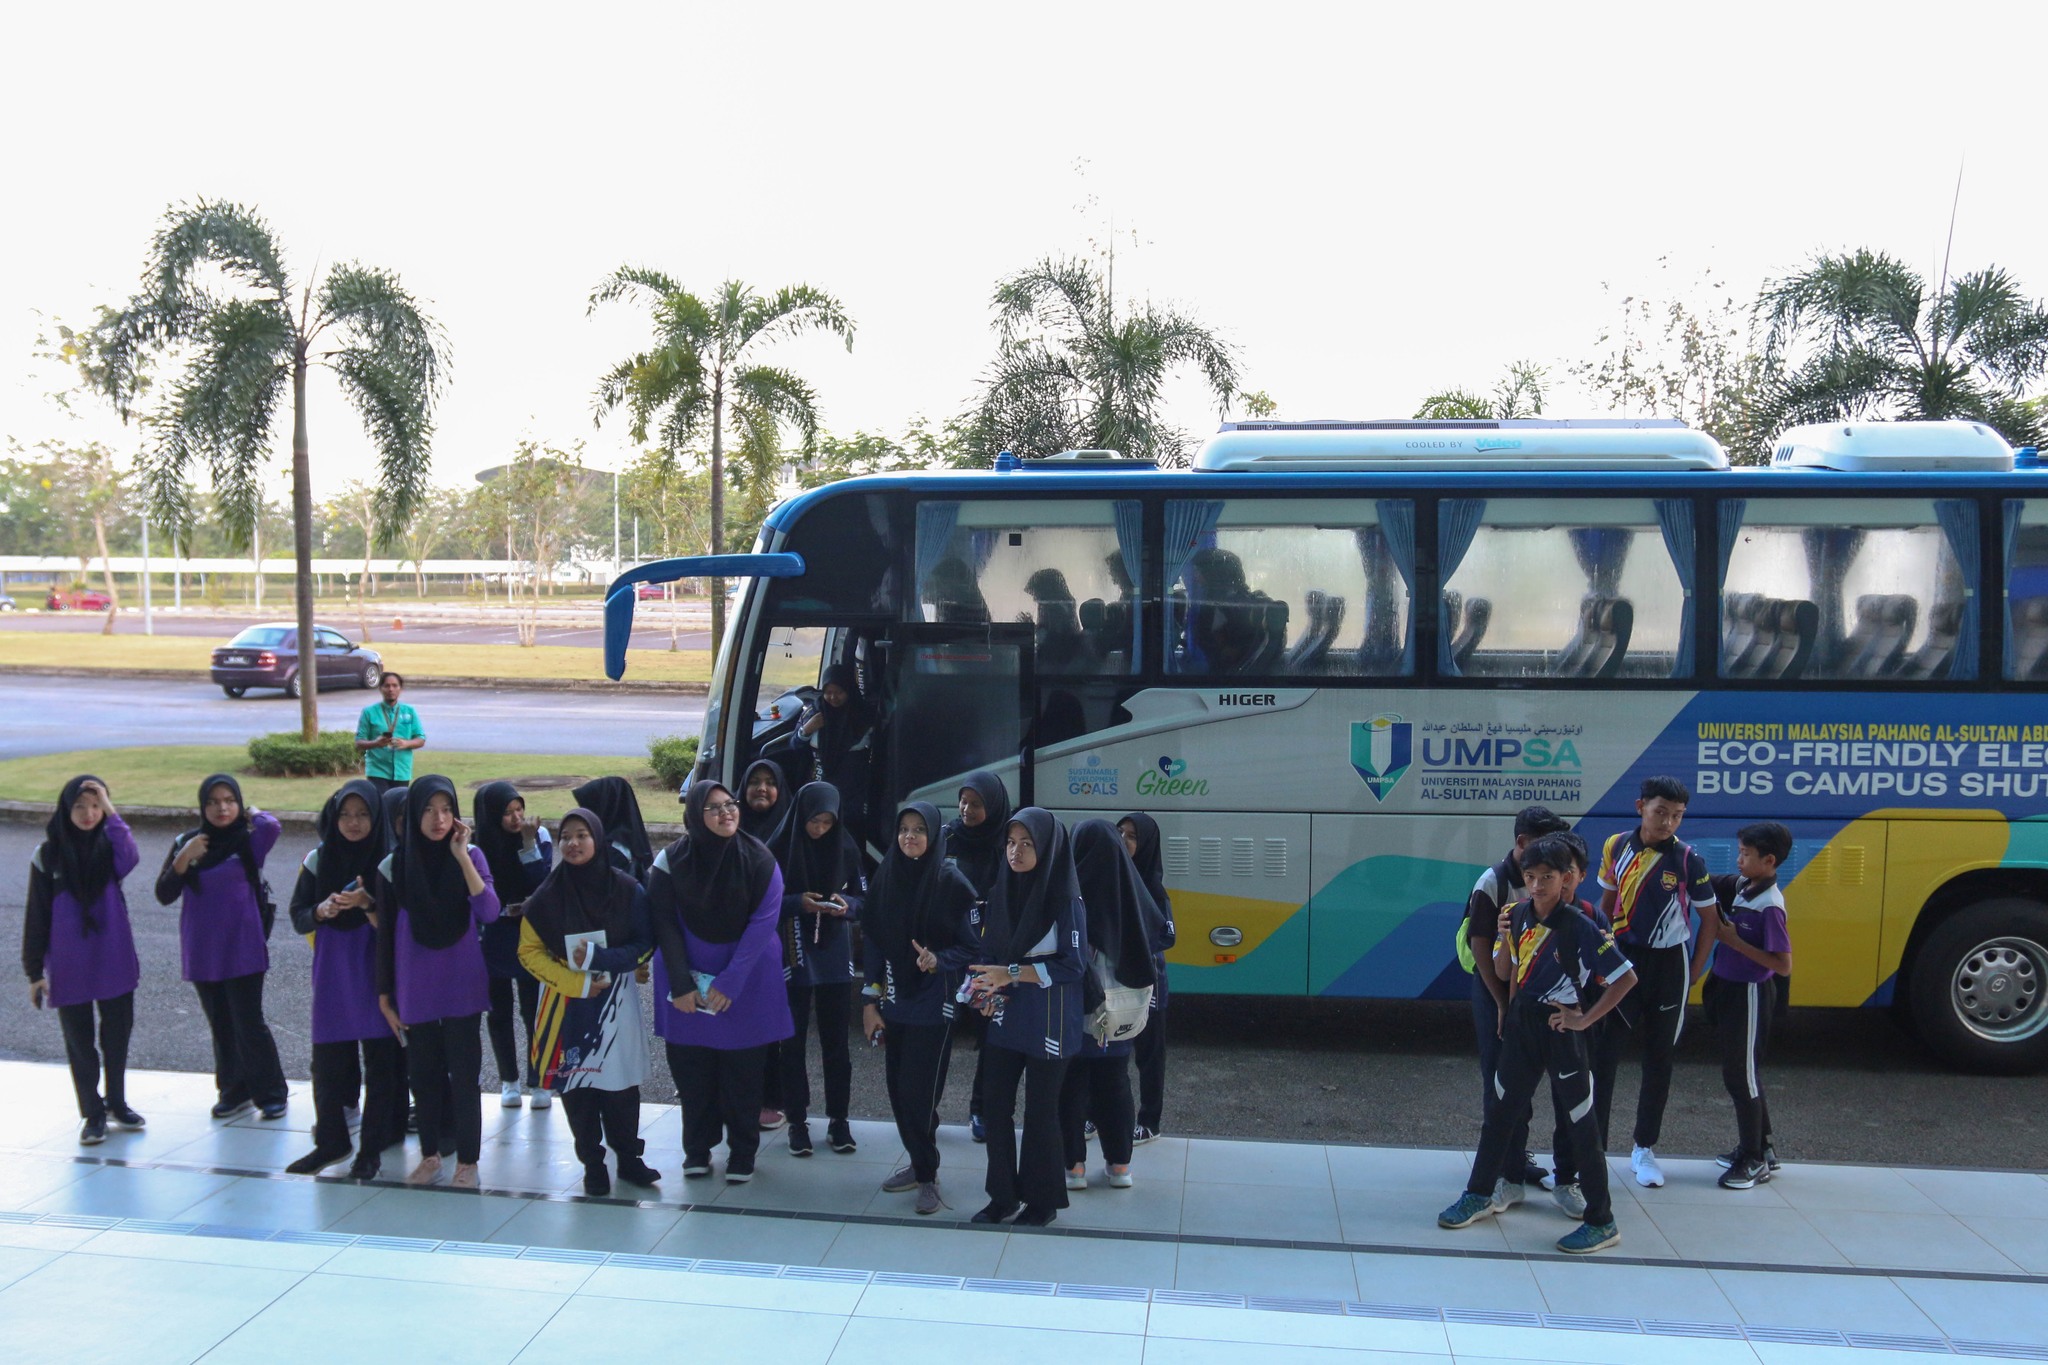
[1909,898,2048,1074]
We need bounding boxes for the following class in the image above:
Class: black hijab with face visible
[472,781,530,903]
[985,807,1080,964]
[1119,812,1168,914]
[815,664,872,769]
[775,782,861,901]
[521,808,641,959]
[313,779,385,929]
[391,775,474,949]
[658,782,778,945]
[572,775,653,879]
[185,773,251,878]
[1072,819,1159,990]
[945,769,1012,897]
[865,801,972,981]
[738,758,793,845]
[379,785,409,846]
[43,775,116,928]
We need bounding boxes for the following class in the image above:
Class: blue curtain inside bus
[1714,499,1747,671]
[1802,527,1867,669]
[1437,499,1486,676]
[1374,499,1417,675]
[1654,499,1696,678]
[1113,500,1144,662]
[1934,498,1980,681]
[912,501,961,623]
[2005,500,2025,679]
[1163,500,1225,669]
[1566,527,1634,595]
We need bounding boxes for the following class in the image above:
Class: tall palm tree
[1756,249,2048,446]
[588,272,854,656]
[1415,361,1547,421]
[104,199,447,739]
[972,255,1239,465]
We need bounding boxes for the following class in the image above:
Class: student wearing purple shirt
[155,774,289,1121]
[286,780,401,1178]
[24,776,145,1145]
[1706,821,1795,1191]
[646,781,793,1184]
[375,775,501,1188]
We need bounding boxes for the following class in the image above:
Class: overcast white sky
[4,0,2045,506]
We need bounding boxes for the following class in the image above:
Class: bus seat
[1283,590,1345,673]
[1247,598,1290,673]
[1759,600,1819,680]
[1728,597,1784,677]
[1895,600,1962,680]
[1851,595,1917,677]
[1720,593,1763,671]
[1556,597,1604,676]
[1451,596,1492,672]
[2015,598,2048,679]
[1839,595,1888,675]
[1591,599,1635,679]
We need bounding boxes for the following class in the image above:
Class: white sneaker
[1553,1181,1588,1219]
[500,1082,523,1108]
[529,1089,553,1110]
[1105,1167,1133,1189]
[1066,1167,1088,1191]
[1632,1145,1665,1188]
[1492,1177,1525,1211]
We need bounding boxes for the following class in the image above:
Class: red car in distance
[45,588,113,611]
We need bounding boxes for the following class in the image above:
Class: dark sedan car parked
[210,623,383,698]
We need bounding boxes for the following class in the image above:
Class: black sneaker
[584,1166,612,1197]
[258,1102,289,1122]
[1014,1204,1058,1227]
[211,1097,254,1120]
[969,1201,1018,1224]
[616,1159,662,1187]
[724,1162,755,1184]
[1519,1154,1551,1188]
[1719,1156,1771,1190]
[79,1115,106,1146]
[788,1123,814,1157]
[827,1120,857,1154]
[286,1145,352,1175]
[347,1153,381,1181]
[1132,1125,1159,1145]
[1715,1144,1782,1172]
[108,1104,146,1130]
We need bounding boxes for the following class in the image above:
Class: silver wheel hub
[1951,937,2047,1042]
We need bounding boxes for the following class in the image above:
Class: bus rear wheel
[1909,898,2048,1074]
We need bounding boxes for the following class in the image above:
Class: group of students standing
[20,757,1177,1229]
[1439,776,1795,1255]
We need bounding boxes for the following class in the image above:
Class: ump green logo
[1351,714,1412,801]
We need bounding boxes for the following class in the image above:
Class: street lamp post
[140,513,153,635]
[612,466,621,575]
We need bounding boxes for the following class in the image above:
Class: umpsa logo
[1158,757,1187,778]
[1351,713,1413,801]
[1135,755,1205,797]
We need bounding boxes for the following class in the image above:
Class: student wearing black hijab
[862,801,981,1215]
[739,758,794,845]
[798,663,873,844]
[286,779,400,1176]
[1061,820,1162,1191]
[519,807,659,1196]
[768,781,865,1157]
[474,780,554,1111]
[964,808,1088,1226]
[155,774,289,1121]
[572,776,654,880]
[646,781,793,1183]
[943,769,1010,1142]
[24,776,144,1144]
[375,775,501,1188]
[1119,812,1176,1143]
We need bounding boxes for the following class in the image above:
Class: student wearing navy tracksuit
[769,781,864,1157]
[473,781,554,1109]
[1119,812,1174,1144]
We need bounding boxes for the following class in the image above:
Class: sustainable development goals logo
[1351,713,1413,802]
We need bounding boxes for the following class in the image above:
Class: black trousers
[487,973,540,1089]
[1133,1009,1167,1132]
[368,777,404,795]
[883,1020,953,1182]
[1592,942,1689,1150]
[58,992,134,1120]
[562,1085,645,1171]
[1470,974,1533,1177]
[1468,1005,1613,1225]
[668,1042,769,1170]
[980,1043,1070,1212]
[311,1036,402,1154]
[963,1008,989,1119]
[1706,975,1776,1160]
[191,972,288,1108]
[409,1014,483,1163]
[1060,1052,1135,1169]
[770,980,853,1126]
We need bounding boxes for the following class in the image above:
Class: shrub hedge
[647,734,701,790]
[247,730,362,777]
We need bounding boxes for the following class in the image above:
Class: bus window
[1439,499,1687,680]
[1162,498,1414,677]
[912,499,1134,675]
[1720,498,1974,682]
[756,625,829,713]
[771,492,901,615]
[2005,500,2048,681]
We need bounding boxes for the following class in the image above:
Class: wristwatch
[1006,963,1022,981]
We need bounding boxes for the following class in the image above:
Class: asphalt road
[0,609,711,653]
[0,675,705,760]
[2,819,2040,1170]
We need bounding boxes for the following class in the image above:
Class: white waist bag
[1087,950,1154,1046]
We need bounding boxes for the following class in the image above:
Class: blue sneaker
[1438,1191,1497,1229]
[1557,1221,1621,1254]
[970,1114,987,1144]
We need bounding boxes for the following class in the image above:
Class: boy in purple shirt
[1706,821,1794,1190]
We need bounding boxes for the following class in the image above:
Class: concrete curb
[0,664,708,695]
[0,797,687,836]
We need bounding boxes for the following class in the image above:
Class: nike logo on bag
[1557,1071,1579,1080]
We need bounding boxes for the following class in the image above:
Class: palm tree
[972,255,1239,465]
[1415,361,1547,421]
[588,272,854,656]
[104,199,447,739]
[1756,249,2048,446]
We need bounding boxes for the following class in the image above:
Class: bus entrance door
[885,623,1036,814]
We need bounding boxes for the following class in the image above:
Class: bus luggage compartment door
[1127,811,1312,997]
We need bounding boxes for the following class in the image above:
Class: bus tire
[1908,898,2048,1074]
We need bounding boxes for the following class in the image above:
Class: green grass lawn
[0,631,711,684]
[0,746,671,820]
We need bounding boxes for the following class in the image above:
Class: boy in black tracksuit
[1706,821,1794,1190]
[1440,836,1636,1255]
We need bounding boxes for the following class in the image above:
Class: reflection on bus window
[911,499,1134,675]
[1440,499,1688,680]
[2005,500,2048,681]
[1721,498,1974,682]
[1163,499,1415,677]
[756,626,829,714]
